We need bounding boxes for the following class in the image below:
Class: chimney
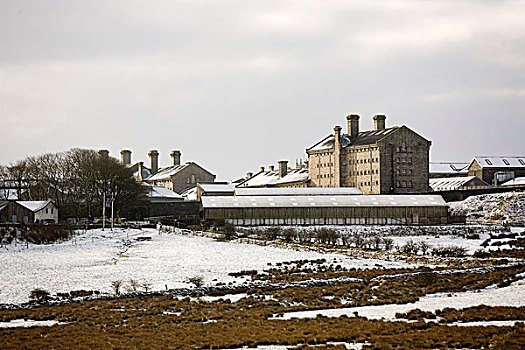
[334,125,342,149]
[137,161,144,181]
[373,114,386,131]
[269,165,275,171]
[148,150,159,174]
[260,166,265,172]
[120,149,131,165]
[170,150,181,166]
[246,172,253,179]
[278,160,288,178]
[346,114,360,139]
[98,149,109,158]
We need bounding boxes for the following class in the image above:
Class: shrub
[29,288,51,303]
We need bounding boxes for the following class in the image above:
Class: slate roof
[472,156,525,168]
[147,185,183,200]
[146,164,189,181]
[307,127,399,152]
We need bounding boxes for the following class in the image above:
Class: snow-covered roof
[146,164,189,181]
[16,201,52,212]
[133,167,151,181]
[430,162,469,175]
[198,183,236,193]
[202,195,447,209]
[180,186,199,201]
[235,187,363,196]
[148,185,183,199]
[473,156,525,168]
[307,128,398,152]
[501,177,525,187]
[237,168,309,188]
[429,176,488,191]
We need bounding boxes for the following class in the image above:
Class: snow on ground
[449,191,525,225]
[0,228,411,305]
[277,278,525,321]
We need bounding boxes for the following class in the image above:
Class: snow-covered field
[278,277,525,320]
[0,228,411,305]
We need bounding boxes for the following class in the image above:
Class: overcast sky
[1,0,524,181]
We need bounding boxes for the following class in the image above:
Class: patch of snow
[0,319,60,328]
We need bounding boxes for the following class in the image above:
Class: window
[503,159,510,165]
[485,159,493,165]
[519,159,525,165]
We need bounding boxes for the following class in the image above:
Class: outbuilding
[0,201,58,224]
[202,194,448,226]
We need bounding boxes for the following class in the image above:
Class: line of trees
[0,148,147,220]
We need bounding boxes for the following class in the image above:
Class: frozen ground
[0,228,411,305]
[277,278,525,321]
[449,191,525,225]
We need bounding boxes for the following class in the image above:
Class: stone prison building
[307,114,431,195]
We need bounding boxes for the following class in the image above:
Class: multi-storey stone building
[307,115,431,194]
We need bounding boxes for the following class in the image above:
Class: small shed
[429,176,488,192]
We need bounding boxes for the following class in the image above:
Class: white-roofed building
[429,162,469,178]
[147,185,184,203]
[468,156,525,185]
[0,200,58,224]
[195,183,236,201]
[202,194,448,226]
[429,176,489,192]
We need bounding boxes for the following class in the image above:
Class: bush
[29,288,51,303]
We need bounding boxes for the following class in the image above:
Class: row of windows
[348,158,379,164]
[317,152,333,157]
[316,163,334,168]
[396,158,413,165]
[396,145,413,153]
[348,169,379,176]
[397,168,413,176]
[396,180,413,188]
[356,181,379,187]
[349,146,378,153]
[316,174,334,179]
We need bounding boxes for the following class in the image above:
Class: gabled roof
[146,164,189,181]
[307,127,399,152]
[180,186,198,201]
[16,201,52,212]
[236,168,309,188]
[430,162,469,175]
[429,176,488,191]
[472,156,525,169]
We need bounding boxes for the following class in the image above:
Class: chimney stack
[246,172,253,179]
[269,165,275,171]
[334,125,342,149]
[278,160,288,178]
[170,150,181,166]
[260,166,265,172]
[120,149,131,165]
[148,150,159,174]
[346,114,360,139]
[98,149,109,158]
[137,162,144,181]
[373,114,386,131]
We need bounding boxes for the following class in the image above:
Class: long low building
[202,194,448,226]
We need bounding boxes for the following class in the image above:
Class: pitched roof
[307,127,399,152]
[430,162,469,175]
[16,201,52,212]
[198,183,236,193]
[202,194,447,209]
[501,177,525,187]
[472,156,525,168]
[236,168,309,188]
[429,176,488,191]
[234,187,363,196]
[146,164,189,181]
[147,185,183,200]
